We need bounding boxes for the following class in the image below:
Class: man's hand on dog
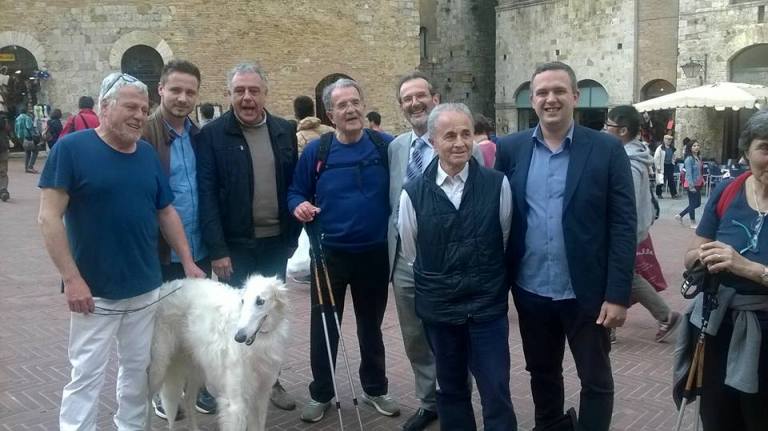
[64,276,94,315]
[183,261,207,279]
[213,257,233,280]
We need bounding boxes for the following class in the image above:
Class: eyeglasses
[733,215,765,254]
[103,73,139,96]
[603,122,623,130]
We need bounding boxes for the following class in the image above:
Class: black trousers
[308,244,389,403]
[227,236,292,287]
[696,314,768,431]
[663,163,678,197]
[513,288,614,431]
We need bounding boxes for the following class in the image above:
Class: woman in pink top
[474,113,496,168]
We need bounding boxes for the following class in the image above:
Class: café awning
[633,82,768,112]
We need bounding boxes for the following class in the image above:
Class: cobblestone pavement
[1,157,702,430]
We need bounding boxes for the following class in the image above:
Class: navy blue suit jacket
[495,125,636,316]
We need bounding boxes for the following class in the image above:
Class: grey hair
[98,72,148,108]
[227,62,269,91]
[738,109,768,155]
[427,103,473,137]
[322,78,364,112]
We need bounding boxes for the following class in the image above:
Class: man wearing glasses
[604,105,681,344]
[38,72,205,430]
[495,62,636,431]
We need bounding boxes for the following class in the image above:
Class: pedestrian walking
[676,140,705,229]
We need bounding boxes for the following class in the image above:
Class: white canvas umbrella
[634,82,768,112]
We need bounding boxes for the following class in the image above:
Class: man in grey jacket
[605,105,681,343]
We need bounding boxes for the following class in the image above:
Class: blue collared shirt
[166,118,207,263]
[517,123,575,300]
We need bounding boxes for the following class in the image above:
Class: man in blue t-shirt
[38,72,204,431]
[288,78,399,423]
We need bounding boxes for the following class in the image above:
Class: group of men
[39,58,647,431]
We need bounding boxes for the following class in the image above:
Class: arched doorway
[575,79,608,131]
[724,44,768,160]
[121,45,164,107]
[640,79,676,144]
[315,73,352,126]
[641,79,675,101]
[0,45,39,117]
[513,81,537,131]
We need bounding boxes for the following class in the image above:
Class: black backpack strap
[314,131,335,182]
[365,129,389,170]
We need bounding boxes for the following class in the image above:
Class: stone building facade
[418,0,496,120]
[0,1,420,132]
[495,0,637,134]
[494,0,768,162]
[676,0,768,161]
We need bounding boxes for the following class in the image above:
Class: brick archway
[108,31,173,69]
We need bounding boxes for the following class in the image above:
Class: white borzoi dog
[147,275,289,431]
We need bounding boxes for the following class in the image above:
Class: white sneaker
[674,215,683,225]
[690,223,698,229]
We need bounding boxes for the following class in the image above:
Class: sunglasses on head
[103,73,139,95]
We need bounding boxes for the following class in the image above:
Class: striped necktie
[405,138,426,183]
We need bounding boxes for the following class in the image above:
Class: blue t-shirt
[697,179,768,295]
[287,131,390,251]
[39,130,174,300]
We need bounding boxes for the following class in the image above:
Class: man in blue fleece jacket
[288,78,400,423]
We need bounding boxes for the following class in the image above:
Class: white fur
[146,275,290,431]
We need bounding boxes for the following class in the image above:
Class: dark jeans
[24,149,38,170]
[160,258,212,281]
[514,288,614,431]
[658,162,677,197]
[695,314,768,430]
[228,236,292,287]
[309,244,389,403]
[678,187,702,221]
[423,316,517,431]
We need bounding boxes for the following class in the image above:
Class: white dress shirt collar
[436,161,469,187]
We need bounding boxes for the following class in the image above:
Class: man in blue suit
[495,61,636,431]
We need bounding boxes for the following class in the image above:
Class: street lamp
[681,54,708,86]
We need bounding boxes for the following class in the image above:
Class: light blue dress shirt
[166,118,206,263]
[517,123,575,300]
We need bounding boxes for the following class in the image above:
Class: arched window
[315,73,353,126]
[730,43,768,85]
[121,45,164,106]
[513,82,537,131]
[641,79,675,101]
[576,80,609,130]
[419,27,428,60]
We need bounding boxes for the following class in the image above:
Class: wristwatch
[761,266,768,285]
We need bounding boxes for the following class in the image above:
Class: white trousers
[59,288,159,431]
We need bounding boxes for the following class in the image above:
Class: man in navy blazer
[495,62,636,431]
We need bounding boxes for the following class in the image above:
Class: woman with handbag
[681,110,768,430]
[676,140,704,228]
[13,108,39,173]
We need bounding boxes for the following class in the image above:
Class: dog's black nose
[234,332,246,343]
